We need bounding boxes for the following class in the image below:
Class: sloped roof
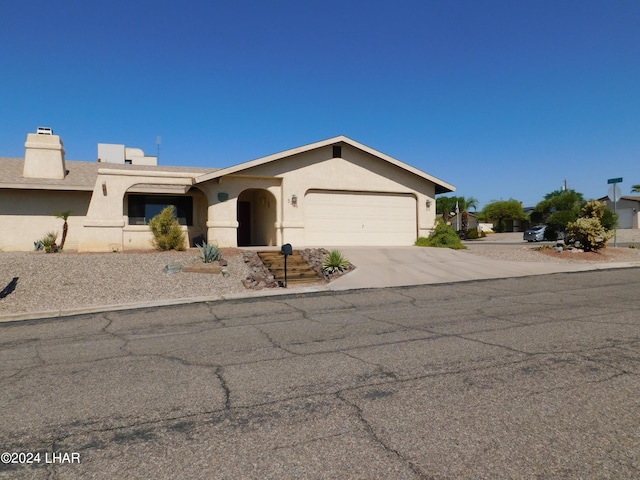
[194,135,455,194]
[1,136,455,194]
[0,157,215,191]
[598,195,640,204]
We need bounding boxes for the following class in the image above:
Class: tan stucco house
[0,131,455,252]
[599,196,640,229]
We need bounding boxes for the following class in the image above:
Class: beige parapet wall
[78,169,197,252]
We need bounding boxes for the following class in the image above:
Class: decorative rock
[241,251,279,289]
[182,263,222,274]
[163,263,183,274]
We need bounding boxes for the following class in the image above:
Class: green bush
[196,242,221,263]
[465,228,479,240]
[416,221,466,249]
[322,249,350,274]
[148,206,186,251]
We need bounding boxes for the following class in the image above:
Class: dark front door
[237,201,251,246]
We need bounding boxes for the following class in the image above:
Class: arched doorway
[237,189,277,247]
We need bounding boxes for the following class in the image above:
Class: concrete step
[257,251,322,284]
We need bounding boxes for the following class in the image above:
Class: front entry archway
[237,189,277,247]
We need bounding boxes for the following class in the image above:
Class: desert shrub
[416,220,466,249]
[40,231,59,253]
[565,201,613,252]
[196,242,221,263]
[322,249,350,274]
[148,206,186,251]
[465,228,479,240]
[566,217,612,251]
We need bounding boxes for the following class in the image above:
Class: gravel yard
[2,231,640,317]
[464,241,640,263]
[0,249,255,317]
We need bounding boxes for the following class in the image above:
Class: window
[128,195,193,225]
[332,145,341,158]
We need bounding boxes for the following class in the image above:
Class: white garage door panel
[305,191,416,246]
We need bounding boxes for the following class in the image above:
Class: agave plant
[322,249,350,274]
[196,242,222,263]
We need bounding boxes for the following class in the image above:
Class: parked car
[523,225,546,242]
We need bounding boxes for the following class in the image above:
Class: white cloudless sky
[1,0,638,208]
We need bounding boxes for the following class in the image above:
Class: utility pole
[156,136,161,164]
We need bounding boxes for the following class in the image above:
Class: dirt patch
[537,247,640,262]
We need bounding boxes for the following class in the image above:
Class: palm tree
[632,185,640,193]
[460,197,479,213]
[55,210,72,251]
[459,197,478,235]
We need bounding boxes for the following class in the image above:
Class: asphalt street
[1,268,640,479]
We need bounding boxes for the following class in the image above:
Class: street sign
[607,177,623,184]
[608,185,621,203]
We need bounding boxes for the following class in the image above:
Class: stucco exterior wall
[23,134,66,179]
[603,198,640,229]
[121,189,208,251]
[78,169,198,252]
[199,144,437,247]
[198,177,282,247]
[0,189,91,251]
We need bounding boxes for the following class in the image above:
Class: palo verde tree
[479,199,527,233]
[531,189,584,240]
[532,189,617,240]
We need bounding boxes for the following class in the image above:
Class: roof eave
[194,135,457,193]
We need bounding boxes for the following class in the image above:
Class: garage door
[304,190,417,246]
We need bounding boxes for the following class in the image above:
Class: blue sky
[1,0,638,208]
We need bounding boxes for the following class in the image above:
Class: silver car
[523,225,546,242]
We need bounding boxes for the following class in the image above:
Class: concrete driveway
[327,245,634,290]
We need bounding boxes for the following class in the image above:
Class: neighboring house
[446,212,479,231]
[0,130,455,252]
[599,196,640,229]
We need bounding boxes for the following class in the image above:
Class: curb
[0,285,332,324]
[1,262,638,324]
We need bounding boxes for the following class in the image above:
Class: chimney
[23,129,66,179]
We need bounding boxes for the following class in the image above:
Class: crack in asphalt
[335,390,429,479]
[253,326,302,356]
[2,272,640,477]
[215,366,232,410]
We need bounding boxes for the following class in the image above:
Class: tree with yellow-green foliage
[148,205,186,251]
